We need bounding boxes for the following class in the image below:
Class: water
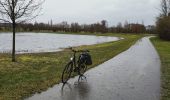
[0,32,121,54]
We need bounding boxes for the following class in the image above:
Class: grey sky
[36,0,160,26]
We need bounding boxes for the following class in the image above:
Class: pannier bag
[78,52,92,65]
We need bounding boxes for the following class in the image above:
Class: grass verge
[151,37,170,100]
[0,33,143,100]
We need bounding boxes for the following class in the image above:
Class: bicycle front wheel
[62,62,73,84]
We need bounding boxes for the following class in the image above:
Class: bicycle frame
[70,49,89,71]
[70,51,78,70]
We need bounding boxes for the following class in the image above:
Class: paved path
[26,37,161,100]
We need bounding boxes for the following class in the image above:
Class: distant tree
[94,23,100,32]
[146,25,156,34]
[100,20,108,33]
[0,0,44,62]
[71,22,81,32]
[34,21,39,31]
[124,21,130,33]
[59,21,69,32]
[124,21,129,28]
[116,22,123,33]
[25,23,34,31]
[50,19,53,27]
[108,26,116,33]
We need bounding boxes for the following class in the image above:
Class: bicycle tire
[61,62,73,84]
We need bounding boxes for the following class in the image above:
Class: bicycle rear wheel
[62,62,73,84]
[78,63,87,76]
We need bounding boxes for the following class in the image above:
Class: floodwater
[26,37,161,100]
[0,33,121,53]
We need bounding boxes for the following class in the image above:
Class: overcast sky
[36,0,160,26]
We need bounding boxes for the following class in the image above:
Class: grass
[151,37,170,100]
[0,33,143,100]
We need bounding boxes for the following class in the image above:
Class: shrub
[156,16,170,41]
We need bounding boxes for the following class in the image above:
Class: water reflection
[61,78,90,100]
[0,33,121,54]
[61,83,75,100]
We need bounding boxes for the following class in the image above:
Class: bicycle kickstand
[78,75,86,82]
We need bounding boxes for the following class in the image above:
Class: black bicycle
[61,48,92,84]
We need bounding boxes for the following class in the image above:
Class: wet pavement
[26,37,161,100]
[0,33,121,53]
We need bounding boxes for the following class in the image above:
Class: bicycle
[61,48,92,84]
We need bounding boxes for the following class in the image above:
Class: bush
[156,16,170,41]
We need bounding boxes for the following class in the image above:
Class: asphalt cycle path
[26,37,161,100]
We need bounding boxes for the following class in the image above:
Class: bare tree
[101,20,108,33]
[0,0,44,62]
[117,22,123,33]
[161,0,170,16]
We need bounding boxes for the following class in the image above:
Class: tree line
[0,20,148,34]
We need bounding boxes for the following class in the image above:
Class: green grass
[0,33,143,100]
[151,37,170,100]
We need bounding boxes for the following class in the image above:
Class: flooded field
[0,33,121,53]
